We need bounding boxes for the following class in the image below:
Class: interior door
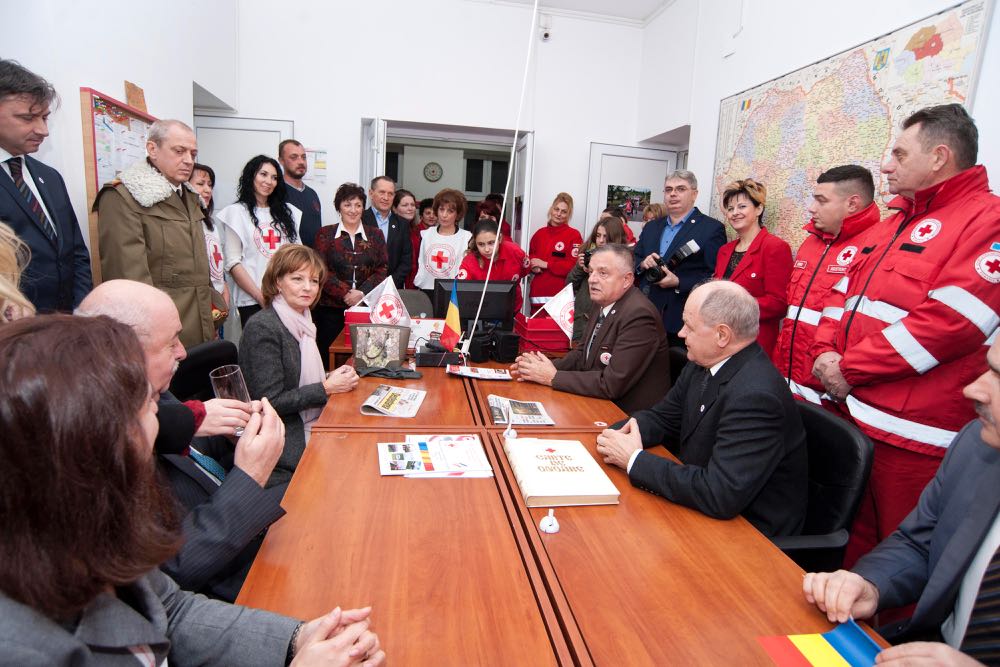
[512,131,533,314]
[192,116,294,210]
[360,117,386,188]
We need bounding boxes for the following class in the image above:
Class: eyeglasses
[663,186,691,194]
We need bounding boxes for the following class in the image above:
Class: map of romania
[711,0,989,250]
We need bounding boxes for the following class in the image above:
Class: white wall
[639,0,1000,211]
[235,0,643,238]
[0,0,239,244]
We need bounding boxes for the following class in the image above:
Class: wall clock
[423,161,443,182]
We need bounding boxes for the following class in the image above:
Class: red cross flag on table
[540,284,575,340]
[364,277,411,327]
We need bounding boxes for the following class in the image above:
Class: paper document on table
[377,433,493,476]
[446,365,512,380]
[360,384,426,418]
[488,395,554,425]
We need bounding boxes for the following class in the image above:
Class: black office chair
[168,340,238,402]
[668,346,688,387]
[773,401,874,572]
[399,289,433,318]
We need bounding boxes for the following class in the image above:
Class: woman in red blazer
[714,179,792,361]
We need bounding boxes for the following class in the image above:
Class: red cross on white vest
[263,228,280,249]
[431,250,448,269]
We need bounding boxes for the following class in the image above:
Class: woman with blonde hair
[713,178,792,360]
[0,222,34,322]
[527,192,582,310]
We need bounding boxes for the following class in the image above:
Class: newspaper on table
[377,433,493,477]
[487,394,555,426]
[446,365,512,381]
[360,384,426,418]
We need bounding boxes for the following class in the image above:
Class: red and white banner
[364,278,411,328]
[541,284,574,340]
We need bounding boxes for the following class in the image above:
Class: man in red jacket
[774,165,881,405]
[812,104,1000,567]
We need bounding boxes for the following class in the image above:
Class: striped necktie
[961,545,1000,661]
[7,157,57,243]
[586,312,605,360]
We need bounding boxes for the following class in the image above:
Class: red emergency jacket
[457,240,530,312]
[774,202,881,403]
[528,223,582,308]
[811,165,1000,456]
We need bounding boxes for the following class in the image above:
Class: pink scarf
[271,294,326,432]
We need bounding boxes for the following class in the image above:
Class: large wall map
[711,0,992,250]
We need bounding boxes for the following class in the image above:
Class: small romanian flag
[440,279,462,351]
[740,98,752,111]
[758,619,881,667]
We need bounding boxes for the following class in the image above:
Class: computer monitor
[432,279,517,331]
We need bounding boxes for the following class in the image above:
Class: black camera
[643,256,669,282]
[583,248,595,268]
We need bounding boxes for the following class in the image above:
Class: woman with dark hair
[406,198,436,289]
[392,188,417,228]
[218,155,302,326]
[566,217,628,344]
[713,178,792,360]
[0,314,384,664]
[528,192,583,311]
[242,244,359,483]
[189,162,230,321]
[600,206,636,245]
[475,199,514,240]
[457,218,529,312]
[313,183,388,368]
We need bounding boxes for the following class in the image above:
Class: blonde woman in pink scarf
[241,244,358,486]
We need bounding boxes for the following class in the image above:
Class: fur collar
[119,159,195,208]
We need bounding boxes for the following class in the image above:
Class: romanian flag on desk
[439,279,461,351]
[758,619,881,666]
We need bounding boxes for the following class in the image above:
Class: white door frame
[585,142,678,229]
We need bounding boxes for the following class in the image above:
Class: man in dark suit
[77,279,286,602]
[0,59,91,312]
[597,280,807,537]
[511,244,670,413]
[362,175,411,288]
[803,336,1000,663]
[634,170,726,346]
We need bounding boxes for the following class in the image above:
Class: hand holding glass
[209,365,252,436]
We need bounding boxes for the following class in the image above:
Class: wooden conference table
[239,363,880,665]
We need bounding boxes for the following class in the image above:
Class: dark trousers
[314,305,346,371]
[238,305,262,327]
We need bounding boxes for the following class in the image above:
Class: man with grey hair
[78,279,287,602]
[597,280,808,538]
[511,244,670,412]
[0,59,91,312]
[512,243,670,413]
[633,169,726,346]
[96,118,221,348]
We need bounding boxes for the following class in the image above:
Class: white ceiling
[486,0,673,25]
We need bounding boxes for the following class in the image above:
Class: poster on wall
[711,0,992,250]
[606,185,652,222]
[304,149,327,183]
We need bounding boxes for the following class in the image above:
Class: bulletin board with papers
[79,87,158,282]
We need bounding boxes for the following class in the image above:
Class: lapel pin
[700,405,705,412]
[38,177,45,184]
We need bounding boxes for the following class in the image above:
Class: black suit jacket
[632,208,725,334]
[155,392,286,602]
[0,155,91,312]
[362,208,411,288]
[552,285,670,413]
[627,343,808,537]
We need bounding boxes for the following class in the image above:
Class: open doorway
[360,119,533,249]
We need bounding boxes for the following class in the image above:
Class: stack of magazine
[488,395,554,426]
[377,433,493,478]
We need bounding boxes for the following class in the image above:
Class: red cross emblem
[379,301,395,319]
[431,250,448,268]
[263,228,280,249]
[211,244,223,266]
[836,245,858,267]
[975,252,1000,284]
[567,309,574,324]
[910,219,941,243]
[426,244,454,275]
[545,448,556,453]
